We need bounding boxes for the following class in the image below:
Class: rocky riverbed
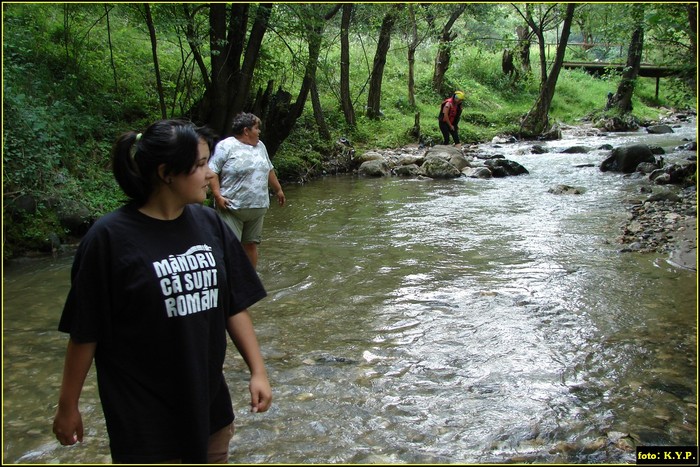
[618,183,696,271]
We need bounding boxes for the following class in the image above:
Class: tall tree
[185,3,272,137]
[340,3,356,127]
[606,3,644,113]
[687,3,697,67]
[406,4,419,107]
[431,4,467,95]
[684,3,696,91]
[142,4,167,119]
[366,4,402,119]
[515,24,532,74]
[513,3,564,86]
[519,3,576,136]
[104,4,118,93]
[263,4,339,155]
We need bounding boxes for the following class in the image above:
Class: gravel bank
[618,184,697,271]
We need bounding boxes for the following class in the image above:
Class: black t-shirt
[59,203,267,463]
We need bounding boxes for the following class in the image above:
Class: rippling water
[3,121,696,464]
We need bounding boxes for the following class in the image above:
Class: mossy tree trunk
[431,4,467,95]
[606,4,645,113]
[519,3,576,137]
[367,5,402,119]
[340,3,355,127]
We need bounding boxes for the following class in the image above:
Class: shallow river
[3,120,697,464]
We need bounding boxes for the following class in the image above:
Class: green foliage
[2,3,695,257]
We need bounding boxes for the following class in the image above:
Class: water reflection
[3,121,697,463]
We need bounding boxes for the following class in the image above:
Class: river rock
[492,135,517,144]
[6,194,38,220]
[559,145,591,154]
[419,155,461,178]
[449,153,470,171]
[462,167,493,179]
[356,151,384,164]
[646,191,682,203]
[646,124,674,134]
[676,141,697,151]
[636,162,660,174]
[52,198,93,236]
[483,158,529,176]
[649,161,697,186]
[548,184,584,195]
[394,164,420,177]
[539,124,563,141]
[398,154,424,166]
[600,144,656,173]
[424,145,463,160]
[358,159,390,177]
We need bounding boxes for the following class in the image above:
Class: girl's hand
[53,406,84,445]
[249,373,272,413]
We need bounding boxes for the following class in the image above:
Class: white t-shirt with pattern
[209,137,274,209]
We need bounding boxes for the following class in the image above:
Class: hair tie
[130,133,142,161]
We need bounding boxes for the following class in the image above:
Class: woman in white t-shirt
[209,113,285,268]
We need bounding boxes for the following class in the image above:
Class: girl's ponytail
[112,131,150,204]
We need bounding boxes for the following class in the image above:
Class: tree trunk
[366,6,401,119]
[515,24,531,74]
[407,4,418,107]
[104,5,118,93]
[686,3,697,92]
[187,4,271,136]
[431,4,467,95]
[193,3,246,133]
[310,79,331,140]
[688,4,697,66]
[229,4,272,123]
[607,4,644,113]
[519,3,576,136]
[340,3,355,127]
[531,11,548,84]
[182,4,211,92]
[144,4,167,119]
[263,5,335,156]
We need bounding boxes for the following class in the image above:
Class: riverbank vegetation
[3,3,696,258]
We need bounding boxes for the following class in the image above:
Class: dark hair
[230,112,261,136]
[195,124,219,154]
[112,119,216,205]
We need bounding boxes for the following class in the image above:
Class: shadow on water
[3,120,696,464]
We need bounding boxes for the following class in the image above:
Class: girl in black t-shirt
[52,119,272,464]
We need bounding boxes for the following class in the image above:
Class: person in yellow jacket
[438,90,465,146]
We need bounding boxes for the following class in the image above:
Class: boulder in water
[600,144,656,173]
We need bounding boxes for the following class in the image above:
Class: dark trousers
[439,120,459,145]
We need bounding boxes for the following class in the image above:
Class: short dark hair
[230,112,261,136]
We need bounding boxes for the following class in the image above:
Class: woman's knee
[207,423,234,464]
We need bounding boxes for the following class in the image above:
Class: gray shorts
[217,207,268,244]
